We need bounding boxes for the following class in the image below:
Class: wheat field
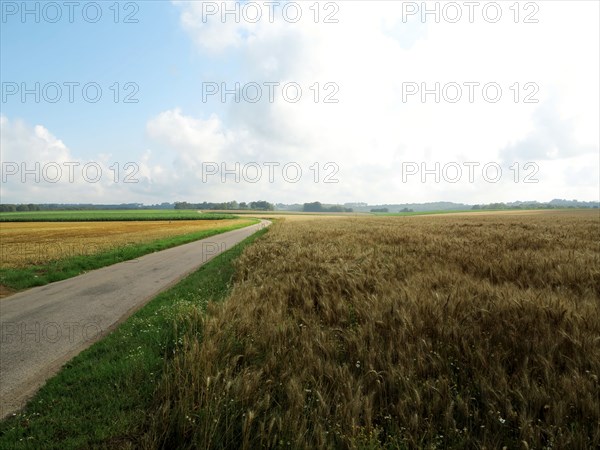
[0,219,251,268]
[148,210,599,449]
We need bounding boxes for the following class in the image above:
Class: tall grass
[147,211,600,449]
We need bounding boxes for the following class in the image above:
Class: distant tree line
[174,201,274,211]
[3,199,596,214]
[471,202,599,210]
[0,204,40,212]
[0,201,276,212]
[303,202,353,213]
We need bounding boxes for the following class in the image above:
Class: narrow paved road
[0,220,269,419]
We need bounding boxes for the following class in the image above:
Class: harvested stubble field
[149,210,600,449]
[0,219,249,268]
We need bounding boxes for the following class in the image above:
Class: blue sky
[1,1,599,205]
[2,1,209,157]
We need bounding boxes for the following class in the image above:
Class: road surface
[0,220,269,419]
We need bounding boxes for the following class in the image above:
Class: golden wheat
[0,219,251,268]
[149,210,600,449]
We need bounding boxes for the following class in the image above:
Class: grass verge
[0,227,268,449]
[0,220,257,292]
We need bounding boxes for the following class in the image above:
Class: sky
[1,0,599,205]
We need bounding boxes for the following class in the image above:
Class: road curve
[0,220,270,419]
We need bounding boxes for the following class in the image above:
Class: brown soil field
[149,209,600,449]
[0,219,251,268]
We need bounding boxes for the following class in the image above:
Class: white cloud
[0,116,161,204]
[154,0,598,203]
[0,116,71,164]
[146,108,231,164]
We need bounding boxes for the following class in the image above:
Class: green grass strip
[0,220,257,292]
[0,227,268,449]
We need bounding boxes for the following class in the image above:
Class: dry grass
[148,210,600,449]
[0,219,249,268]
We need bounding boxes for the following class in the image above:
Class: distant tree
[400,208,414,213]
[303,202,323,212]
[239,202,248,210]
[370,208,389,213]
[303,202,352,213]
[250,201,274,211]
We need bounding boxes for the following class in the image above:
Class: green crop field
[0,210,235,222]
